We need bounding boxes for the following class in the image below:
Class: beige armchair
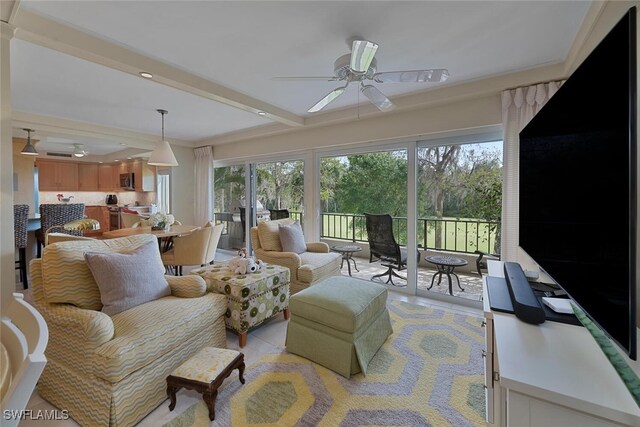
[29,235,227,426]
[161,223,223,275]
[251,218,341,294]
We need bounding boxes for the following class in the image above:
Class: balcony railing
[319,212,500,255]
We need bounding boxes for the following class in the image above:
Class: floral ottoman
[190,263,290,347]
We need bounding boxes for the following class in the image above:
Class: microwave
[120,173,135,191]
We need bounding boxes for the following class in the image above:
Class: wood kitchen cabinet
[78,164,99,190]
[119,160,155,192]
[37,160,79,191]
[83,206,110,236]
[98,164,117,190]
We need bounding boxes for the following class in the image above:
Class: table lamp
[45,218,100,245]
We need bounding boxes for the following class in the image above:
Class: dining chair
[161,225,222,275]
[121,212,142,228]
[13,205,29,289]
[35,203,85,257]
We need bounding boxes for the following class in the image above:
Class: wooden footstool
[167,347,245,421]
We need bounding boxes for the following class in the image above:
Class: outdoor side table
[331,245,362,276]
[190,263,290,347]
[425,255,468,296]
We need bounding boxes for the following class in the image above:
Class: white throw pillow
[278,221,307,254]
[84,241,170,316]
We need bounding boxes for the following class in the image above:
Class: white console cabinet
[484,261,640,427]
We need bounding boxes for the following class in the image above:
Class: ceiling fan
[72,143,89,158]
[273,40,449,113]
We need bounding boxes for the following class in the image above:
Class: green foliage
[335,151,408,217]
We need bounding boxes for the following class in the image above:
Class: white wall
[169,144,195,225]
[213,94,502,161]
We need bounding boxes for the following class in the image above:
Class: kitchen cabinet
[83,206,110,236]
[119,160,155,192]
[37,160,79,191]
[98,164,117,190]
[78,164,99,191]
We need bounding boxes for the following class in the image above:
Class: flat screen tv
[519,8,637,359]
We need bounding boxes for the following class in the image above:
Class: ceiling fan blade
[307,85,348,113]
[350,40,378,73]
[361,85,395,111]
[373,69,450,83]
[272,76,338,81]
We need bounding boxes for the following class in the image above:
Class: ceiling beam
[12,9,304,128]
[12,111,194,150]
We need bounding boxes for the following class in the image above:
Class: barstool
[36,204,85,257]
[14,204,29,289]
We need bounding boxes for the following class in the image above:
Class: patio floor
[343,255,484,301]
[218,249,483,302]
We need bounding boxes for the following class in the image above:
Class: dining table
[101,224,199,239]
[101,224,200,253]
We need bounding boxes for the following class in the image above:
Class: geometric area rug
[163,300,486,427]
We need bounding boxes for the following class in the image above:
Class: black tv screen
[519,8,637,359]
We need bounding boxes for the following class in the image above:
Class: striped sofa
[29,235,227,426]
[251,219,341,294]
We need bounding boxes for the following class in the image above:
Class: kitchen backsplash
[40,191,156,206]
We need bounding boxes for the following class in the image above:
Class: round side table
[331,245,363,276]
[425,255,468,295]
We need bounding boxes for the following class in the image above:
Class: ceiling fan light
[20,128,38,156]
[73,143,86,157]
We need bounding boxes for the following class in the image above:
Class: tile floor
[14,251,483,427]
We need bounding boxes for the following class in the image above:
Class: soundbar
[504,262,546,324]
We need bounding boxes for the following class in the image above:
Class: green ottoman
[285,276,392,378]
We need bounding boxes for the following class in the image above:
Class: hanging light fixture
[20,128,38,156]
[73,143,87,158]
[148,109,178,166]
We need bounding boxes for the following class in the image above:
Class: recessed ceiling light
[139,72,153,79]
[127,157,132,160]
[257,111,267,116]
[120,143,127,146]
[98,161,103,164]
[115,159,120,162]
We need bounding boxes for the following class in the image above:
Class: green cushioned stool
[285,276,392,378]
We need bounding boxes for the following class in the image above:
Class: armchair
[161,224,223,275]
[251,218,341,294]
[29,235,227,426]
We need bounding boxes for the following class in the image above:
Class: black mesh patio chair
[36,203,85,257]
[269,209,290,220]
[364,213,420,286]
[14,204,29,289]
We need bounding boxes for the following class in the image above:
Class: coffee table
[425,255,468,296]
[331,245,362,276]
[189,263,290,347]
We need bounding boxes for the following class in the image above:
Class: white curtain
[501,81,564,261]
[194,146,214,226]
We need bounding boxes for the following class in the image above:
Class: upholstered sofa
[251,218,341,294]
[29,235,227,426]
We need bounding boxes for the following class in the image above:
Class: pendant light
[20,128,38,156]
[73,143,87,158]
[148,109,178,166]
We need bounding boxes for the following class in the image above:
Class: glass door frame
[313,141,418,296]
[414,127,502,308]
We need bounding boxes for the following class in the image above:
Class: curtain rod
[504,79,565,92]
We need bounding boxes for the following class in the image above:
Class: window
[156,169,170,213]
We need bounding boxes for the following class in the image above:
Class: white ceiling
[13,0,591,151]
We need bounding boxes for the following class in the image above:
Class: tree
[418,145,461,247]
[336,151,408,217]
[320,157,346,212]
